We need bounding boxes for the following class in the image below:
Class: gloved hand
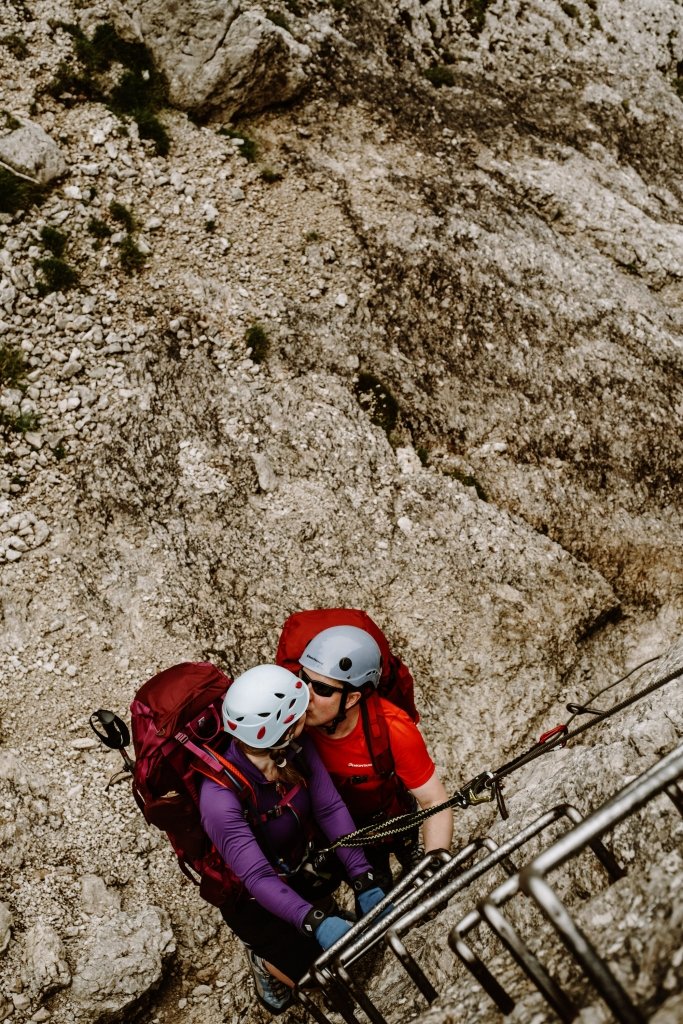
[315,915,353,951]
[356,886,386,916]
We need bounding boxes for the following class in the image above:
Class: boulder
[0,902,12,954]
[0,115,66,186]
[25,921,71,998]
[80,874,122,916]
[111,2,310,115]
[69,905,175,1020]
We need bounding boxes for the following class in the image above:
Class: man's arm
[409,770,453,853]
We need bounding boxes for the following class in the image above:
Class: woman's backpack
[130,661,254,908]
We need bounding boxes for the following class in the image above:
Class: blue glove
[315,915,353,951]
[357,886,387,916]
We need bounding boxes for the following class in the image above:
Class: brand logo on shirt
[348,762,373,769]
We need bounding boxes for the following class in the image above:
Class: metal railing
[449,741,683,1023]
[295,806,618,1022]
[295,742,683,1024]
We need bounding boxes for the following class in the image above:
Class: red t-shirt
[307,698,434,803]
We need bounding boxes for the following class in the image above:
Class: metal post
[383,804,592,1005]
[525,873,646,1024]
[479,900,578,1022]
[448,909,516,1015]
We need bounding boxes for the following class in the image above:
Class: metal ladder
[294,741,683,1023]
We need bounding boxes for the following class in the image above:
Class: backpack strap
[257,782,304,822]
[174,731,258,806]
[360,693,395,779]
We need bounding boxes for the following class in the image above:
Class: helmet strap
[323,687,351,735]
[267,736,302,768]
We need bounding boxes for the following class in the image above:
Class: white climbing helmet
[222,665,309,748]
[300,625,382,689]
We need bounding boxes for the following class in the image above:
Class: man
[293,623,453,892]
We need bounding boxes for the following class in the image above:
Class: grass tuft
[40,225,68,256]
[0,166,43,214]
[462,0,490,36]
[266,10,290,31]
[109,200,136,232]
[424,64,455,88]
[87,216,112,238]
[47,22,169,155]
[1,33,29,59]
[36,257,79,294]
[0,344,26,387]
[119,234,146,275]
[1,410,40,434]
[1,110,22,131]
[218,127,258,162]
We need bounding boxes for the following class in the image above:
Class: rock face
[111,1,311,115]
[0,0,681,1022]
[0,115,66,185]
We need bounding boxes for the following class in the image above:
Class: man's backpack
[275,608,419,723]
[130,661,253,908]
[275,609,420,818]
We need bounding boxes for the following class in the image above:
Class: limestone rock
[0,116,66,186]
[111,2,310,115]
[25,921,71,997]
[80,875,122,917]
[69,906,175,1019]
[0,903,12,955]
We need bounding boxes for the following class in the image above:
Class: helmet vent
[274,692,285,698]
[257,712,269,718]
[339,657,352,671]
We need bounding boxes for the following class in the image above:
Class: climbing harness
[314,653,682,854]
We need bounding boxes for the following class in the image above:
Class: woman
[199,664,386,1014]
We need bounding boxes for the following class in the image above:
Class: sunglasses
[300,668,346,699]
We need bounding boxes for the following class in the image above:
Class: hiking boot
[246,948,292,1014]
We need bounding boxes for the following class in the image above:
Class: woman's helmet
[300,626,382,688]
[222,665,309,748]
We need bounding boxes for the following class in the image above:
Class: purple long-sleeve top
[198,734,370,930]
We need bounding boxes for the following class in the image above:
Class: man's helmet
[300,626,381,689]
[222,665,309,748]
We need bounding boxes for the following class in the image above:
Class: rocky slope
[0,0,682,1022]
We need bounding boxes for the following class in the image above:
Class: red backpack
[130,661,255,908]
[276,608,419,722]
[275,609,419,819]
